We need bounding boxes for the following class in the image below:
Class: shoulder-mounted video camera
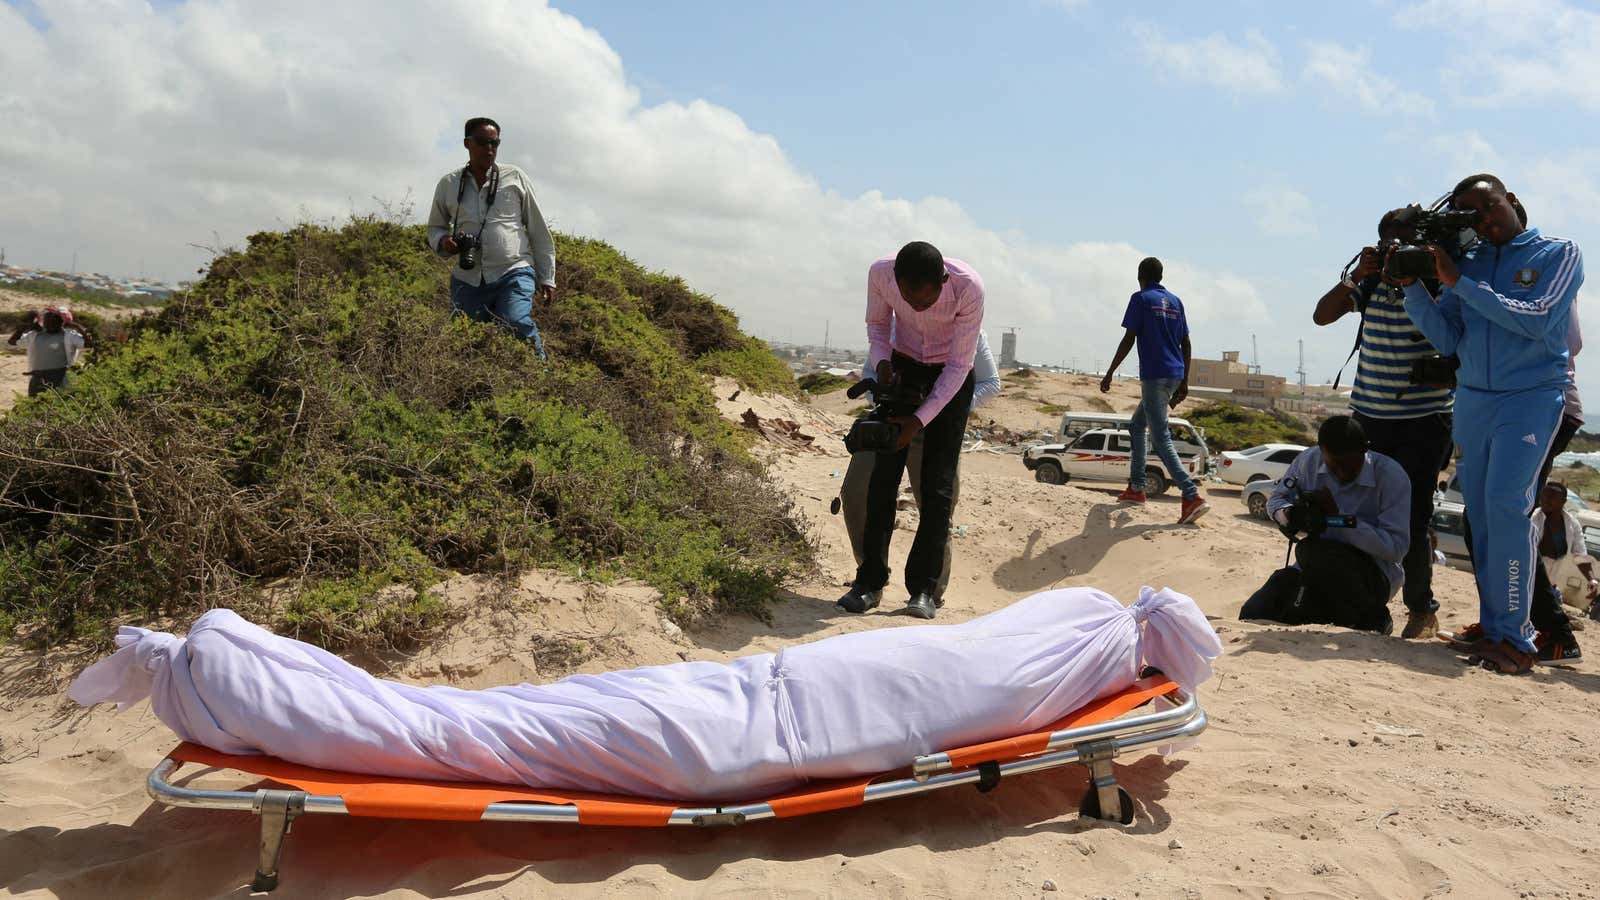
[1381,202,1480,281]
[843,377,928,454]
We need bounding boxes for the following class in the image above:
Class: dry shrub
[0,220,808,649]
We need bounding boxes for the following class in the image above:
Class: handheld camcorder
[843,377,928,454]
[1278,477,1356,541]
[453,233,481,271]
[1381,203,1480,281]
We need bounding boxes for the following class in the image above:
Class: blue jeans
[449,268,545,359]
[1128,377,1198,499]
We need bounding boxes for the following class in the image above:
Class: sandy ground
[3,375,1599,899]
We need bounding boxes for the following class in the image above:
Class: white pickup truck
[1023,427,1204,497]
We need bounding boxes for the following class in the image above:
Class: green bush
[0,220,810,648]
[797,372,852,395]
[1186,401,1314,451]
[698,336,795,395]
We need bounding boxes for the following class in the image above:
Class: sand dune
[3,377,1598,899]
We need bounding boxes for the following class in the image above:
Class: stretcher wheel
[1078,786,1135,825]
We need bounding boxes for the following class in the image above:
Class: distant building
[1188,351,1287,408]
[999,331,1018,368]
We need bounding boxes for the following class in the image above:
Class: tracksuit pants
[1454,385,1566,653]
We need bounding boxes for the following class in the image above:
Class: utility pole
[824,320,829,353]
[1297,339,1307,398]
[1250,334,1261,374]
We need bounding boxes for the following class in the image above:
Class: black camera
[1383,204,1479,280]
[1280,478,1356,540]
[454,233,480,270]
[1408,354,1459,389]
[843,377,927,454]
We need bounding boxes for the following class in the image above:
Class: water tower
[1000,327,1019,368]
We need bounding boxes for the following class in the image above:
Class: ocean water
[1555,451,1600,471]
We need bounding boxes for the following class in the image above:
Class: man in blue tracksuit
[1398,174,1584,673]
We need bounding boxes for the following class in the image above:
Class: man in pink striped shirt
[839,241,984,620]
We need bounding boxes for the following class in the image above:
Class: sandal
[1466,639,1535,675]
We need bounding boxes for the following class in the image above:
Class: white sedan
[1217,443,1307,486]
[1240,478,1277,519]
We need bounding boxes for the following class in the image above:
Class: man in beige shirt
[427,116,557,358]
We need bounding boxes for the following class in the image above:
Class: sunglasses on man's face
[469,136,501,148]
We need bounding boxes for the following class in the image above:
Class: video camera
[843,377,928,454]
[1278,477,1356,541]
[1381,202,1480,281]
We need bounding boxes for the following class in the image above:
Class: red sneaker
[1438,623,1483,650]
[1178,494,1210,524]
[1116,487,1147,504]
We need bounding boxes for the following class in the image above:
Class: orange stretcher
[147,676,1207,892]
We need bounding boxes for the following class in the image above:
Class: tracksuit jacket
[1404,227,1584,650]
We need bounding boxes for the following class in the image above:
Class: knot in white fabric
[67,626,183,711]
[1129,586,1223,692]
[1128,589,1154,625]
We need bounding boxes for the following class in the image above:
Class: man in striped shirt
[1313,209,1453,639]
[838,241,984,620]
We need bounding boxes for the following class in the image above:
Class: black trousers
[855,356,975,597]
[1240,538,1392,633]
[1353,411,1453,616]
[1460,411,1581,638]
[1537,413,1584,495]
[27,368,68,396]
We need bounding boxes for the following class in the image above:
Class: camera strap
[450,164,499,246]
[1330,279,1371,392]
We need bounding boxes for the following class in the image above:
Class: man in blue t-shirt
[1100,257,1209,524]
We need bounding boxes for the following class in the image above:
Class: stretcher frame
[145,676,1206,892]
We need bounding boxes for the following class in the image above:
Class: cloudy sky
[4,0,1600,398]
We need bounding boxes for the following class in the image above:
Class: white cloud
[1130,23,1288,99]
[1300,41,1435,118]
[1521,153,1600,233]
[1393,0,1600,110]
[1243,186,1319,238]
[0,0,1271,368]
[1419,130,1500,177]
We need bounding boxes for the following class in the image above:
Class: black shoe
[905,592,938,620]
[1535,630,1583,667]
[836,588,881,614]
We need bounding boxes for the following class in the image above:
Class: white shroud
[69,586,1221,801]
